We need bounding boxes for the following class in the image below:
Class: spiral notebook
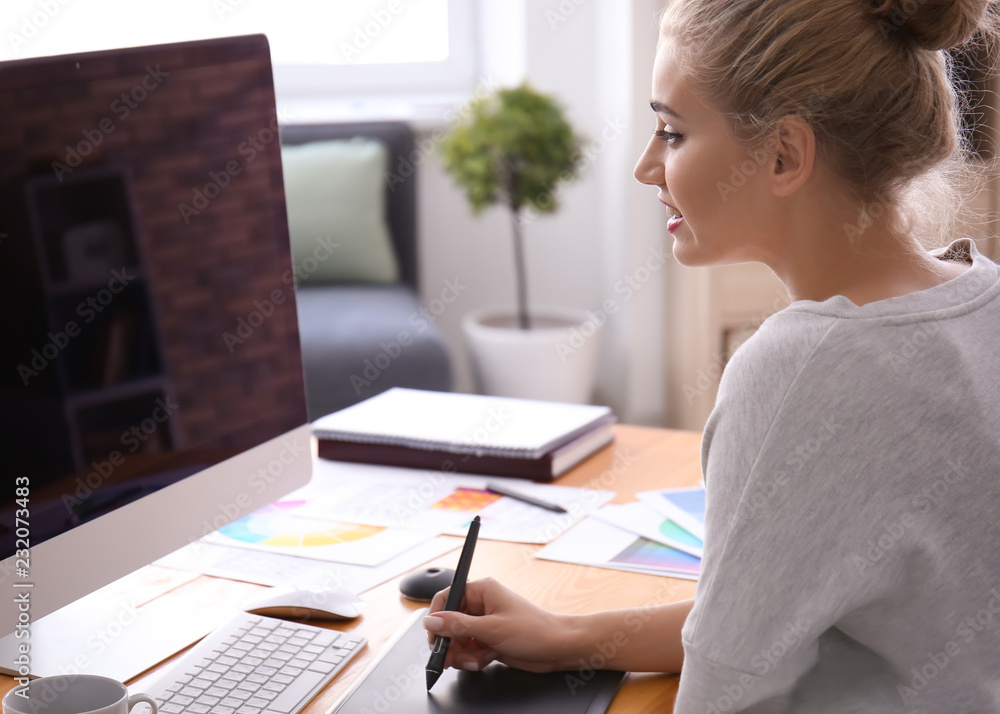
[332,609,625,714]
[312,388,615,460]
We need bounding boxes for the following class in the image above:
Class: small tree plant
[439,83,584,329]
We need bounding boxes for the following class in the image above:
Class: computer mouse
[399,567,455,602]
[243,585,364,621]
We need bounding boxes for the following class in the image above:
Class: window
[3,0,477,112]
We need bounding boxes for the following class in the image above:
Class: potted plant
[439,83,599,403]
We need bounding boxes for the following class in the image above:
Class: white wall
[415,0,669,424]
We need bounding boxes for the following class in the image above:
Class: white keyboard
[145,611,366,714]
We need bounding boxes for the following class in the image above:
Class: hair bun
[871,0,997,50]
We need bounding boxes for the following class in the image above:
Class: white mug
[2,674,157,714]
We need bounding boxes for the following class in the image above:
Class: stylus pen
[486,481,568,514]
[426,515,481,691]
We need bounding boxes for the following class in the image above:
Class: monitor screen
[0,34,312,670]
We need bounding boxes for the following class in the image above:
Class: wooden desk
[0,425,702,713]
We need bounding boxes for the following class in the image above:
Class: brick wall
[0,37,306,452]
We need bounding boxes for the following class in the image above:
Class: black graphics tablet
[333,609,626,714]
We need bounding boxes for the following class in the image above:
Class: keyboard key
[310,631,338,648]
[308,661,336,675]
[318,650,343,664]
[265,670,326,713]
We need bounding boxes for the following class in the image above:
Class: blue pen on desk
[426,515,480,691]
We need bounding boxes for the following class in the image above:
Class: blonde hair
[659,0,999,246]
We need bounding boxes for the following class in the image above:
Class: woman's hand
[424,578,692,675]
[423,577,581,673]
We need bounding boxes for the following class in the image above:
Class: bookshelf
[24,165,177,467]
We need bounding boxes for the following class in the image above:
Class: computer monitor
[0,35,312,678]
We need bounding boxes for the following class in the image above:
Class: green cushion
[281,137,400,284]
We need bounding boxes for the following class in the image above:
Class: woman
[426,0,1000,710]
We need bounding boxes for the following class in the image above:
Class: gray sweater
[674,240,1000,713]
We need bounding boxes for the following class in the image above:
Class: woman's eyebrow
[650,100,684,121]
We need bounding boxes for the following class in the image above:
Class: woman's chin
[670,234,710,267]
[671,233,750,268]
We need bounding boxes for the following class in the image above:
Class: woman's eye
[654,129,684,144]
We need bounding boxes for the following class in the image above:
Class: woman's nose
[633,134,664,186]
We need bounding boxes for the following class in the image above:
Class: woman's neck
[763,189,968,306]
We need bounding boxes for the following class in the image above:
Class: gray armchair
[280,122,452,421]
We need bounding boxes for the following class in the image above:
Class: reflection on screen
[0,36,307,559]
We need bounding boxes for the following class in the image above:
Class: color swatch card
[636,486,706,540]
[534,517,700,580]
[202,498,436,566]
[591,502,703,557]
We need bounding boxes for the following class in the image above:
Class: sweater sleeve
[672,313,942,713]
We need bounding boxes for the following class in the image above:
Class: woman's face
[634,40,776,267]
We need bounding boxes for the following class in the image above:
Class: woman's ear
[770,116,815,198]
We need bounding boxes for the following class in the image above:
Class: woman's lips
[660,199,684,233]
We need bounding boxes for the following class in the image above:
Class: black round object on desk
[399,567,456,602]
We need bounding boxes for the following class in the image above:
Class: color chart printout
[201,499,436,566]
[298,461,616,544]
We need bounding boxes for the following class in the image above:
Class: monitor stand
[0,568,227,682]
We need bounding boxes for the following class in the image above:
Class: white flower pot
[461,306,600,404]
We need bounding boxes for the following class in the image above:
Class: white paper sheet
[636,486,707,540]
[591,501,703,557]
[534,517,700,580]
[293,460,616,543]
[155,537,459,592]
